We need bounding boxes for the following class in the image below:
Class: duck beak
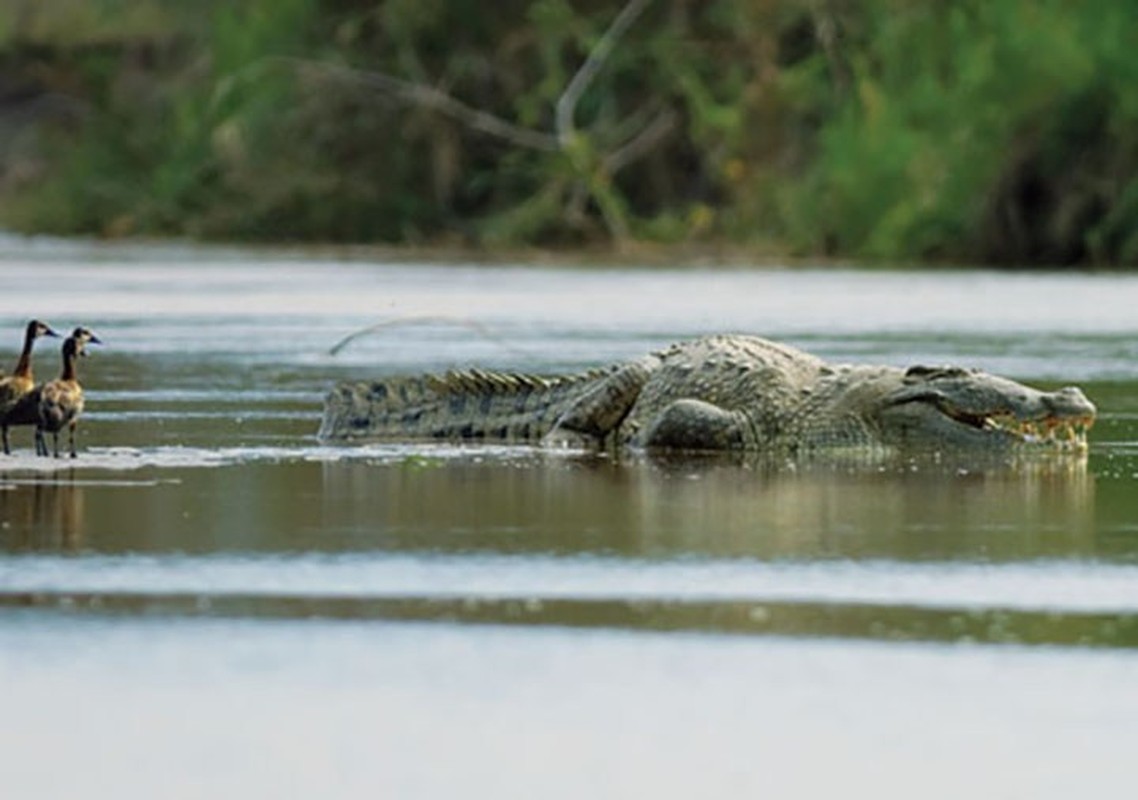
[88,334,103,346]
[44,327,60,338]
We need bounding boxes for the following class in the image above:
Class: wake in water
[0,442,560,473]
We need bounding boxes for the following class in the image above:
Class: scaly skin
[319,334,1096,454]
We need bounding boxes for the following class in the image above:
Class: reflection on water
[0,476,86,551]
[0,444,1117,648]
[0,447,1099,560]
[314,451,1098,561]
[622,454,1096,560]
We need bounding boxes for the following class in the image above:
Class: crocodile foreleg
[635,399,751,450]
[544,356,658,449]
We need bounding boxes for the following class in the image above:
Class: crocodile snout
[1044,386,1096,420]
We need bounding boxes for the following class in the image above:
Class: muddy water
[1,240,1137,798]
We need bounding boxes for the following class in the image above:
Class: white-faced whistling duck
[0,319,60,454]
[35,327,102,459]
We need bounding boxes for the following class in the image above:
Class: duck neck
[12,326,35,377]
[60,342,79,382]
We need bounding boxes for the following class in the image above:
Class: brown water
[1,239,1137,798]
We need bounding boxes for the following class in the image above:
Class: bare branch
[597,97,666,150]
[272,56,559,152]
[555,0,655,148]
[603,107,677,175]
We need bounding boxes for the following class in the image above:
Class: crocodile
[318,334,1096,454]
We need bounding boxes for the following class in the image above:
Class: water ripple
[3,553,1136,615]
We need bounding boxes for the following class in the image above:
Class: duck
[34,327,102,459]
[0,319,60,454]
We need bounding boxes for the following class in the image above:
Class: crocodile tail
[318,367,609,442]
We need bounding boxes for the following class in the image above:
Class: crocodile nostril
[1044,386,1095,415]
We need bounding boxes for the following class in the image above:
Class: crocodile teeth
[980,413,1091,449]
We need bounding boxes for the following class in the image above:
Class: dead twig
[328,316,535,359]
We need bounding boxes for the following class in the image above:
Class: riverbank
[3,1,1137,266]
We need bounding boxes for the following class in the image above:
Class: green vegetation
[2,0,1137,265]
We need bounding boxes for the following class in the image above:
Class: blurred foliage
[1,0,1138,265]
[782,0,1138,265]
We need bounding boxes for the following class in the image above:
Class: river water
[1,239,1136,798]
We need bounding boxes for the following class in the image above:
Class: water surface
[1,240,1137,797]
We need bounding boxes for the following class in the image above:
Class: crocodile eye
[904,365,948,383]
[904,365,973,383]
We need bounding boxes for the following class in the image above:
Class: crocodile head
[871,365,1096,451]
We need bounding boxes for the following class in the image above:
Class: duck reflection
[0,474,85,551]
